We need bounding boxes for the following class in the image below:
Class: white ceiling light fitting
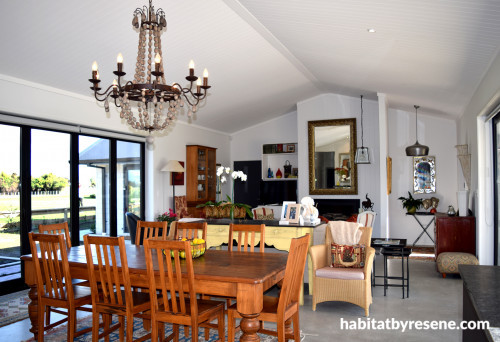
[355,95,371,164]
[405,105,429,156]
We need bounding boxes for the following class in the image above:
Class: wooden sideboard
[434,213,476,258]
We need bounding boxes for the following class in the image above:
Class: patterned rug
[0,289,30,327]
[22,315,279,342]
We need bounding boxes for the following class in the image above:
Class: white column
[145,141,155,221]
[377,93,389,238]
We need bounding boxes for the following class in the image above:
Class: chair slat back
[175,221,207,240]
[278,234,310,312]
[228,223,265,253]
[144,239,197,317]
[39,222,72,248]
[84,235,131,307]
[135,220,168,246]
[357,211,377,228]
[29,232,73,300]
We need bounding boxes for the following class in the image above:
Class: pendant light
[355,95,371,164]
[405,105,429,156]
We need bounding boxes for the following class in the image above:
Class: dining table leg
[27,283,39,340]
[237,283,263,342]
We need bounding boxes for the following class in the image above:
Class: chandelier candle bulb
[91,61,98,79]
[203,68,208,86]
[154,53,161,72]
[112,79,118,95]
[116,53,123,72]
[196,78,201,93]
[189,60,195,76]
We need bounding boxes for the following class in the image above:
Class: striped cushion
[252,208,274,220]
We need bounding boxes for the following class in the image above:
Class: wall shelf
[262,143,298,180]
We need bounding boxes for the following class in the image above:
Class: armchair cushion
[316,267,365,280]
[331,243,366,268]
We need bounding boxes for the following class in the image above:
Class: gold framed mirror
[308,119,358,195]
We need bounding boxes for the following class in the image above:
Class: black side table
[371,238,407,288]
[382,246,412,299]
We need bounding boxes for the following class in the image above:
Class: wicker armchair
[309,223,375,316]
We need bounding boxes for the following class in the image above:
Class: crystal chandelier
[88,0,211,133]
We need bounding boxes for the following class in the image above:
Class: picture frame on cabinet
[280,201,296,220]
[287,144,295,153]
[285,204,301,224]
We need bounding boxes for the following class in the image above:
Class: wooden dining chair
[227,234,311,342]
[39,222,72,247]
[174,221,207,240]
[83,235,152,342]
[135,220,168,245]
[228,223,265,253]
[28,232,93,342]
[143,238,225,342]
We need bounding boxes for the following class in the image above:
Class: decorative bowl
[164,239,206,259]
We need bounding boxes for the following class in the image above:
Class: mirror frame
[308,118,358,195]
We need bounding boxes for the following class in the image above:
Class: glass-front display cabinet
[186,145,216,216]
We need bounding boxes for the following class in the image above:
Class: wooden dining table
[21,244,288,342]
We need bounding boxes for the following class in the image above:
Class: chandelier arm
[93,85,115,101]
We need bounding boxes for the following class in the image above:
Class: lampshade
[405,105,429,156]
[161,160,185,173]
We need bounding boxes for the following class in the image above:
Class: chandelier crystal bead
[89,0,211,133]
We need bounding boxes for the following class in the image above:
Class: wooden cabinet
[186,145,216,217]
[435,214,476,257]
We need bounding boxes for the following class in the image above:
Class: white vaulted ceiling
[1,0,499,133]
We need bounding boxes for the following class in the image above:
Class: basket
[164,240,206,259]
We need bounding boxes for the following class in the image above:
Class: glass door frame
[0,117,146,294]
[493,114,500,265]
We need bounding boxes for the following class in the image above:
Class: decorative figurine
[300,197,320,224]
[362,194,374,211]
[447,205,456,216]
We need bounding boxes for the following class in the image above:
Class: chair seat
[41,283,92,301]
[316,266,365,280]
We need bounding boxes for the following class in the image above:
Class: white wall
[230,111,298,162]
[297,94,382,236]
[457,51,500,264]
[152,125,231,220]
[388,108,457,245]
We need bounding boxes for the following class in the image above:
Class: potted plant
[398,191,423,214]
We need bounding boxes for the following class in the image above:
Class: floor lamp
[161,160,185,213]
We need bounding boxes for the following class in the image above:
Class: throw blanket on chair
[329,221,362,245]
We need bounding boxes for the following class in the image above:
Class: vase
[457,190,469,217]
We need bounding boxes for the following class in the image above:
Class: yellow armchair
[309,223,375,316]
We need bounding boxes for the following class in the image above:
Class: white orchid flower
[217,166,224,176]
[238,171,245,178]
[241,174,247,181]
[231,171,238,179]
[221,175,227,183]
[225,167,231,174]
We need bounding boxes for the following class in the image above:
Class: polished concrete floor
[0,258,463,341]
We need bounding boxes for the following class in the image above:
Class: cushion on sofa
[316,267,365,280]
[252,208,274,220]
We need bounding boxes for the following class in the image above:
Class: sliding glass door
[494,115,500,265]
[0,124,21,285]
[30,129,71,233]
[79,136,110,243]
